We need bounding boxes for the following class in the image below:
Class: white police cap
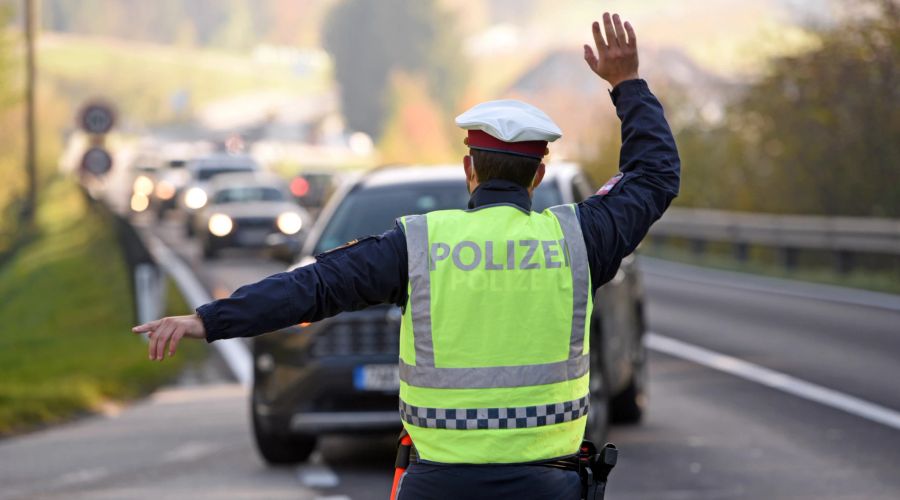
[456,99,562,144]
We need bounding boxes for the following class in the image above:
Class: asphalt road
[1,214,898,499]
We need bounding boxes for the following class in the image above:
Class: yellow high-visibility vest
[398,203,592,464]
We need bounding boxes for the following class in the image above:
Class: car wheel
[611,309,648,424]
[609,365,646,424]
[251,395,317,465]
[585,345,610,445]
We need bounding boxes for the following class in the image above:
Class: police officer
[133,12,679,500]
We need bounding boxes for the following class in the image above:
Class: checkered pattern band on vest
[399,395,589,430]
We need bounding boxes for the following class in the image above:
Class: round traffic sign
[81,147,113,176]
[79,102,116,135]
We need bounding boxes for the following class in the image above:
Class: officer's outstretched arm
[579,12,680,288]
[132,227,409,361]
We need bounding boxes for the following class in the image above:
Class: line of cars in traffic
[128,151,648,466]
[128,147,329,262]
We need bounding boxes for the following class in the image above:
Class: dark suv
[251,165,647,464]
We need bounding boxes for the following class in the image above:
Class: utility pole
[21,0,37,222]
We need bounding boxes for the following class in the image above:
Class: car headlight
[208,213,233,237]
[184,187,208,209]
[130,193,149,212]
[155,180,176,200]
[277,212,303,235]
[132,175,154,196]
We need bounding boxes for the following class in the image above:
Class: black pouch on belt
[578,440,618,500]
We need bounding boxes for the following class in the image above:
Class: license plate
[353,364,400,391]
[236,228,270,245]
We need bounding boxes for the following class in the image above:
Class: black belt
[393,433,617,500]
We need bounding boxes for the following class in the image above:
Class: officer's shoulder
[315,226,407,260]
[315,236,373,259]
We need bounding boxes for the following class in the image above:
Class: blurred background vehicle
[127,151,161,214]
[250,164,646,464]
[287,170,343,217]
[179,153,261,236]
[195,171,311,261]
[145,142,215,219]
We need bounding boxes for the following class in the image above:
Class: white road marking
[646,332,900,431]
[297,452,340,489]
[141,230,253,386]
[57,467,109,485]
[162,441,220,463]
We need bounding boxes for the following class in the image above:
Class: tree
[322,0,467,139]
[677,0,900,217]
[0,2,13,109]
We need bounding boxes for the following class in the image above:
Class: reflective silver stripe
[550,205,590,359]
[400,394,589,430]
[404,215,435,366]
[400,354,589,389]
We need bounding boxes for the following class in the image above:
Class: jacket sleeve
[196,224,409,342]
[577,79,681,290]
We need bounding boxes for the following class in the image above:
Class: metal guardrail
[651,208,900,255]
[649,207,900,272]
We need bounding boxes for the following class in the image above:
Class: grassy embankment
[0,178,203,436]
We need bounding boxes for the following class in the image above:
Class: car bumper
[253,307,402,435]
[289,411,399,433]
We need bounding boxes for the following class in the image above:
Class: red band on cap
[467,130,548,159]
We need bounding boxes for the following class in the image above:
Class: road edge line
[141,230,253,387]
[646,332,900,432]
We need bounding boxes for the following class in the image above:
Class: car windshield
[196,166,254,181]
[313,179,562,254]
[213,186,284,204]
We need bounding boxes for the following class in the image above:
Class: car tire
[609,372,645,424]
[585,344,610,445]
[251,403,317,465]
[611,308,648,424]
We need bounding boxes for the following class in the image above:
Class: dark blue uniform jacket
[197,80,680,342]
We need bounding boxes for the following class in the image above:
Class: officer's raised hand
[132,314,206,361]
[583,12,639,88]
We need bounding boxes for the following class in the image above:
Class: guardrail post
[780,247,798,271]
[134,263,164,324]
[733,242,749,263]
[836,250,854,275]
[690,239,706,257]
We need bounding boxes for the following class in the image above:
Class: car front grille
[311,318,400,357]
[233,216,277,231]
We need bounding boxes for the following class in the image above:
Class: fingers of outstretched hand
[132,319,160,334]
[155,322,177,361]
[167,329,184,358]
[612,14,627,47]
[583,44,599,72]
[591,21,606,52]
[624,21,636,48]
[603,12,618,48]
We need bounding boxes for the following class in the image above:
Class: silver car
[180,154,261,236]
[195,172,311,261]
